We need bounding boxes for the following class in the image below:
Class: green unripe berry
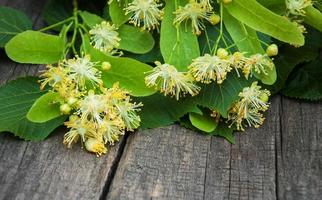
[60,103,71,115]
[217,48,229,59]
[266,44,278,57]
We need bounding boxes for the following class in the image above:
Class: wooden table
[0,0,321,199]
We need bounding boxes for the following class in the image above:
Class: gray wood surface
[0,0,322,200]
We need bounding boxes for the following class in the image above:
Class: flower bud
[259,93,269,103]
[217,48,229,59]
[67,97,78,106]
[85,138,107,156]
[266,44,278,57]
[102,62,111,71]
[60,103,71,115]
[223,0,232,4]
[209,14,220,25]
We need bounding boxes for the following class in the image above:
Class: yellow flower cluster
[145,61,200,100]
[144,50,274,101]
[173,0,220,35]
[124,0,164,30]
[228,82,271,131]
[285,0,312,33]
[89,21,121,54]
[40,56,142,156]
[189,50,275,84]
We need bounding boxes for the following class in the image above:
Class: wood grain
[204,96,280,200]
[277,98,322,200]
[106,126,211,200]
[106,97,281,200]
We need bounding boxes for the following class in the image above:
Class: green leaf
[135,94,199,129]
[27,92,62,123]
[225,0,304,46]
[210,122,235,144]
[304,6,322,32]
[282,58,322,101]
[109,0,129,26]
[82,36,156,97]
[118,25,155,54]
[160,0,200,71]
[5,30,65,64]
[224,12,277,85]
[194,72,252,118]
[189,112,217,133]
[267,45,318,93]
[0,6,32,47]
[79,11,104,28]
[0,77,66,141]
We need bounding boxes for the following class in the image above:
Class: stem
[69,0,79,55]
[204,27,212,54]
[212,3,224,54]
[38,17,74,32]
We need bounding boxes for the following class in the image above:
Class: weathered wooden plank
[277,98,322,200]
[106,126,211,200]
[204,97,280,200]
[0,130,126,200]
[106,97,280,200]
[0,0,123,199]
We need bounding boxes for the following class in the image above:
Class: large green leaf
[0,77,66,141]
[5,30,65,64]
[268,45,318,93]
[224,12,277,85]
[160,0,200,71]
[82,36,156,97]
[304,6,322,32]
[225,0,304,46]
[189,112,218,133]
[118,25,155,54]
[135,94,199,129]
[0,6,32,47]
[282,58,322,101]
[194,72,253,118]
[109,0,129,26]
[27,92,62,123]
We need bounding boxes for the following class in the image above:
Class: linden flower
[228,82,271,131]
[189,54,232,84]
[79,90,107,123]
[99,116,125,145]
[244,54,274,78]
[89,21,121,53]
[239,82,271,111]
[63,115,97,148]
[286,0,312,16]
[173,0,214,35]
[114,100,143,131]
[145,61,200,100]
[40,64,68,90]
[63,55,102,88]
[85,138,107,157]
[125,0,163,30]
